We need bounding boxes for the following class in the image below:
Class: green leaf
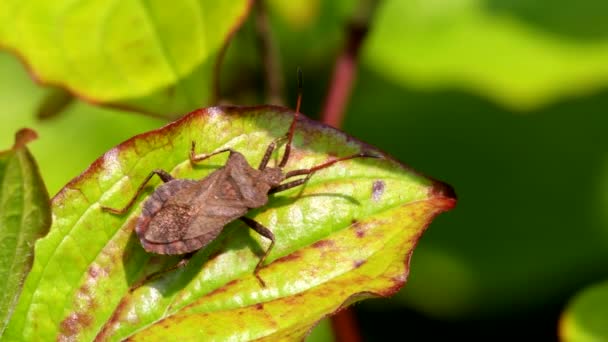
[306,318,335,342]
[3,107,454,340]
[561,280,608,341]
[363,0,608,110]
[0,51,169,196]
[0,1,252,117]
[0,128,51,335]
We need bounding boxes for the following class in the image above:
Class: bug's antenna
[279,67,302,168]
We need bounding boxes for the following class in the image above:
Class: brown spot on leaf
[275,252,301,263]
[353,260,366,268]
[225,279,239,288]
[351,220,367,238]
[87,265,100,279]
[58,312,93,340]
[255,303,264,310]
[282,292,305,307]
[312,240,335,249]
[79,284,90,295]
[372,180,385,201]
[101,240,122,265]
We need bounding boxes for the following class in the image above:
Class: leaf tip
[13,128,38,149]
[430,180,457,210]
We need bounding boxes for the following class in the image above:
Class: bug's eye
[262,167,284,186]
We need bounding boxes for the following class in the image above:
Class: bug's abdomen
[136,179,207,255]
[135,177,249,255]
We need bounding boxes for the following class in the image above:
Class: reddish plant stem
[320,23,367,128]
[331,308,362,342]
[324,1,378,340]
[324,22,370,342]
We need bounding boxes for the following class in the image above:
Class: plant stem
[320,24,364,128]
[324,1,379,340]
[321,0,378,128]
[331,308,362,342]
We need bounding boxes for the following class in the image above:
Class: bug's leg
[268,174,313,194]
[129,252,195,292]
[284,153,380,180]
[270,153,380,194]
[240,216,275,287]
[258,135,287,170]
[101,169,173,215]
[278,68,303,168]
[190,141,235,164]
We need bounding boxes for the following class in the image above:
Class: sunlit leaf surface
[3,107,455,340]
[0,0,251,117]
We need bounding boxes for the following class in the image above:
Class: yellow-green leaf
[3,107,454,340]
[0,1,252,117]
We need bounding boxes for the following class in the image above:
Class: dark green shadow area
[344,66,608,318]
[485,0,608,40]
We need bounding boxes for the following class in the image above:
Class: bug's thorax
[260,166,285,187]
[224,151,285,188]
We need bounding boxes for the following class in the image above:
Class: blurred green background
[2,0,608,340]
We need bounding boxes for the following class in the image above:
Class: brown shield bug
[102,70,378,286]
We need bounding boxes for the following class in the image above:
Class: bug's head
[261,167,285,187]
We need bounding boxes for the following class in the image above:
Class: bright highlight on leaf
[0,0,252,117]
[560,280,608,342]
[0,128,51,335]
[3,107,455,340]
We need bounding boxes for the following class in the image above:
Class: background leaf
[560,280,608,341]
[3,107,454,340]
[0,128,51,335]
[362,0,608,110]
[0,0,252,117]
[0,51,167,195]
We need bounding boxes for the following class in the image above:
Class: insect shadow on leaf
[101,69,380,288]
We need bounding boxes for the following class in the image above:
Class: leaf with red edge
[0,1,252,117]
[3,107,455,340]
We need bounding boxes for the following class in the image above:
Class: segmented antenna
[279,67,302,168]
